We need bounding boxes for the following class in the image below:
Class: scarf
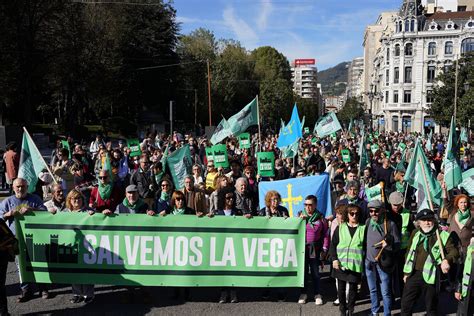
[160,191,170,201]
[457,209,471,225]
[418,229,435,252]
[370,215,384,233]
[395,181,405,194]
[98,183,112,200]
[347,196,357,204]
[123,197,145,211]
[303,209,321,228]
[172,207,186,215]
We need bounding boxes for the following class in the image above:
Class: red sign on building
[294,59,316,66]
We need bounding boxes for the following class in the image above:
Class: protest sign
[341,149,351,163]
[127,139,142,157]
[257,152,275,177]
[365,183,382,202]
[238,133,251,149]
[205,147,214,162]
[16,212,304,288]
[212,144,229,168]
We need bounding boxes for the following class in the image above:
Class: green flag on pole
[281,140,299,159]
[210,118,232,145]
[460,127,468,143]
[227,97,259,136]
[314,112,342,137]
[166,145,193,190]
[358,131,369,176]
[460,168,474,195]
[443,116,462,191]
[257,152,275,177]
[18,129,52,193]
[404,142,442,210]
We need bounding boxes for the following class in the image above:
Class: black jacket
[130,168,155,199]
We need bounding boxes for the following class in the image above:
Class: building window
[405,43,413,56]
[411,19,415,31]
[458,6,467,11]
[428,42,436,55]
[394,67,399,83]
[403,90,411,103]
[426,90,434,103]
[386,69,390,86]
[404,66,412,83]
[385,91,389,103]
[445,41,453,55]
[395,44,400,56]
[398,21,403,32]
[393,90,399,103]
[427,65,436,83]
[461,38,474,54]
[392,116,399,131]
[405,19,410,32]
[386,49,390,64]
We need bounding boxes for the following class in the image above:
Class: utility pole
[207,59,212,126]
[169,100,174,135]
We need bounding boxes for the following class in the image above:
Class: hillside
[318,62,350,96]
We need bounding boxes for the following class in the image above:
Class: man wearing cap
[115,185,154,215]
[387,191,415,297]
[401,209,459,316]
[364,199,400,316]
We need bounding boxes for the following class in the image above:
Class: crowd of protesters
[0,126,473,315]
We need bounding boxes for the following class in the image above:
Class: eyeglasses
[271,198,279,202]
[304,203,314,206]
[369,209,380,214]
[349,212,359,217]
[98,176,108,180]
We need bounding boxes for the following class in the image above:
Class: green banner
[212,144,229,168]
[127,139,142,158]
[341,149,351,163]
[257,152,275,177]
[238,133,251,149]
[16,212,304,287]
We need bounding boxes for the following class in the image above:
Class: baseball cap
[126,184,138,193]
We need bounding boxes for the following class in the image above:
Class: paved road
[5,262,459,316]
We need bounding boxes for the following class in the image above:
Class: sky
[174,0,402,70]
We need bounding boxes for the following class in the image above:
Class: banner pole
[256,95,262,152]
[22,127,58,184]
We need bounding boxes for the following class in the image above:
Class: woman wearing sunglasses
[89,170,122,214]
[329,205,365,316]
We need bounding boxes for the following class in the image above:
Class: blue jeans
[301,247,320,295]
[365,259,392,316]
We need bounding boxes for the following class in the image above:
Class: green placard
[257,152,275,177]
[127,139,142,158]
[304,127,310,134]
[205,147,214,162]
[385,151,391,158]
[212,144,229,168]
[397,143,407,152]
[341,149,351,163]
[60,140,72,159]
[238,133,251,149]
[16,212,305,287]
[366,183,382,201]
[370,144,379,154]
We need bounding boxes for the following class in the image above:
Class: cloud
[256,1,273,30]
[222,6,259,46]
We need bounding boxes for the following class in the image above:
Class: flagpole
[22,127,58,184]
[417,154,445,260]
[256,95,262,152]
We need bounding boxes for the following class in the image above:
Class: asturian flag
[277,104,303,148]
[258,174,332,218]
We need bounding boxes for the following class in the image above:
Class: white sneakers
[298,293,307,304]
[314,294,323,305]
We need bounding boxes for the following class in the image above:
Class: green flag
[257,152,275,177]
[404,142,442,210]
[460,127,468,143]
[60,140,72,159]
[397,142,407,153]
[238,133,251,149]
[18,130,51,193]
[166,145,193,190]
[304,127,310,134]
[127,139,142,158]
[227,97,259,136]
[348,119,353,133]
[210,118,232,145]
[341,149,351,163]
[314,112,342,137]
[160,145,169,166]
[366,183,382,202]
[281,140,299,159]
[370,144,379,154]
[443,116,462,191]
[358,131,369,175]
[460,168,474,195]
[212,144,229,168]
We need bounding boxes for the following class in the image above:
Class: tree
[337,97,365,125]
[295,96,319,128]
[430,53,474,127]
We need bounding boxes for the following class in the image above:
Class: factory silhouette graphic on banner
[25,234,79,263]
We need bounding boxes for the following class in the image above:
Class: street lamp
[364,84,383,132]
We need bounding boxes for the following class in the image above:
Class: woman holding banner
[329,205,365,316]
[63,189,95,304]
[155,179,173,215]
[209,175,230,215]
[164,191,196,216]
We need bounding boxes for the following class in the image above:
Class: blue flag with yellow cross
[258,174,333,218]
[277,104,303,148]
